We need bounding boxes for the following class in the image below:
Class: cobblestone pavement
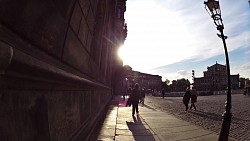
[144,94,250,141]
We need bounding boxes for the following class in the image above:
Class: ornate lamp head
[204,0,223,28]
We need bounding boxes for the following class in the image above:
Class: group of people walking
[126,84,197,116]
[126,83,146,116]
[183,87,197,111]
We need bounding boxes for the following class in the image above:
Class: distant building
[194,62,239,91]
[123,65,162,92]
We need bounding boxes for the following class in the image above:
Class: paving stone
[115,135,161,141]
[116,123,150,130]
[145,94,250,141]
[96,96,222,141]
[159,129,216,140]
[98,128,115,137]
[152,125,200,134]
[116,129,155,136]
[97,136,114,141]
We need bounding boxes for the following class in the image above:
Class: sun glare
[118,46,125,61]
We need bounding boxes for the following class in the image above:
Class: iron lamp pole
[204,0,232,140]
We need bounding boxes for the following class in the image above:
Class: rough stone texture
[97,96,219,141]
[70,2,82,34]
[62,28,90,74]
[0,0,120,140]
[78,17,89,50]
[145,94,250,141]
[0,0,68,57]
[0,41,13,74]
[0,90,111,141]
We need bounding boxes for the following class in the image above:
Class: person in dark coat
[126,87,132,107]
[140,88,146,105]
[161,88,165,99]
[190,89,197,111]
[183,87,191,111]
[130,83,141,116]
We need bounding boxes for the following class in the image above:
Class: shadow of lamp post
[203,0,232,140]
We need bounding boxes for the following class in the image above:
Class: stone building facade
[194,62,239,91]
[123,65,162,92]
[0,0,127,140]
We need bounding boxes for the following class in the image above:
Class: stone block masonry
[0,0,126,140]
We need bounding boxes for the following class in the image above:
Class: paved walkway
[97,96,219,141]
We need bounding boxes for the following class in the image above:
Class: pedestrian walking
[130,83,141,116]
[140,88,146,105]
[161,88,165,99]
[126,87,132,107]
[183,87,191,111]
[190,89,197,111]
[128,87,132,95]
[122,88,126,100]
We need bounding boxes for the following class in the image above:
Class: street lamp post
[204,0,232,140]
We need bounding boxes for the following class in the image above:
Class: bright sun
[118,46,126,61]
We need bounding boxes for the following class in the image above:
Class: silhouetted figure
[161,88,165,99]
[183,87,191,111]
[123,92,125,100]
[190,90,197,111]
[126,87,132,107]
[130,83,141,116]
[140,88,146,105]
[128,87,132,96]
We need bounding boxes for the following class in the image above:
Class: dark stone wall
[0,90,111,141]
[0,0,118,140]
[0,0,69,57]
[0,0,113,82]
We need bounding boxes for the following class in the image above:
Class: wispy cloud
[124,0,250,80]
[246,50,250,55]
[232,62,250,78]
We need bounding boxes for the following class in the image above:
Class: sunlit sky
[119,0,250,82]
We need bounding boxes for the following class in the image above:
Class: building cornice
[0,42,110,90]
